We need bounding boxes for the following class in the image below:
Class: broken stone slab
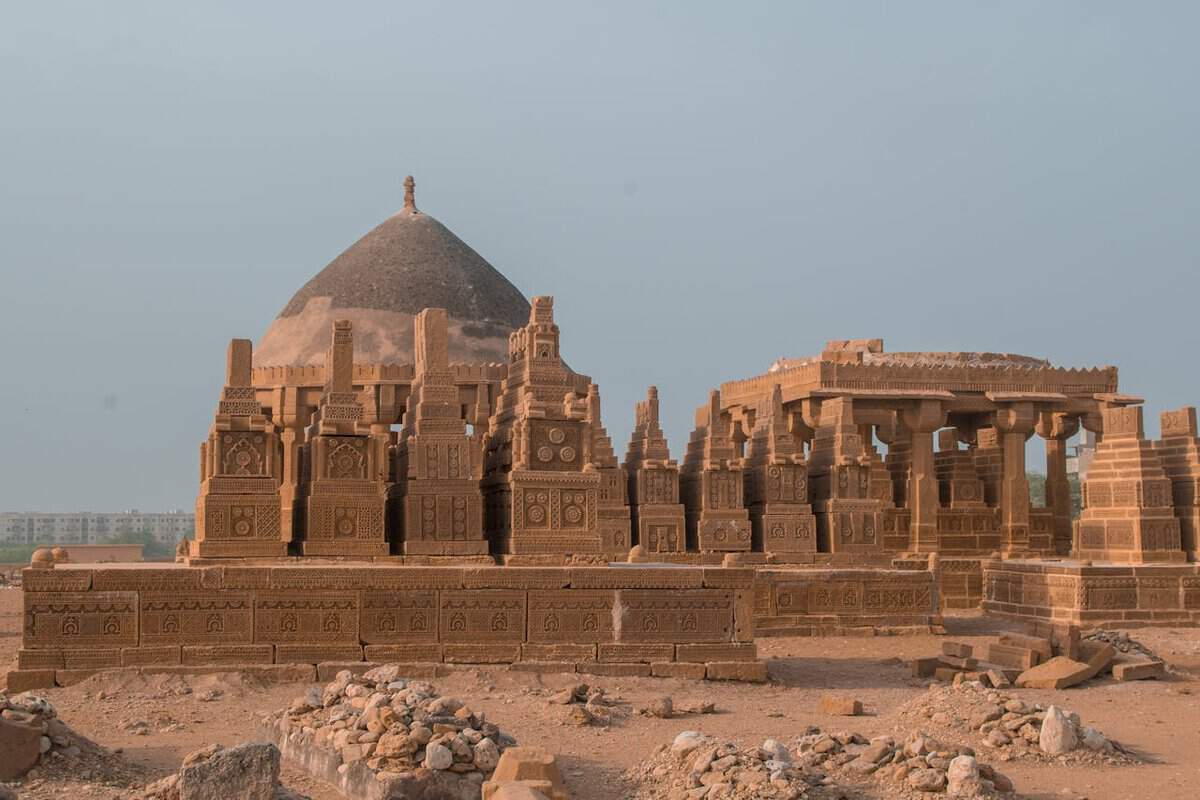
[817,694,863,716]
[1015,656,1093,689]
[1078,641,1117,679]
[1112,658,1167,681]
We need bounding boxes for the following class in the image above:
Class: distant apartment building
[0,510,194,545]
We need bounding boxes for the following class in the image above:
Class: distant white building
[1066,430,1098,481]
[0,510,194,545]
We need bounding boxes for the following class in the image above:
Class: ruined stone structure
[743,386,817,555]
[721,342,1121,559]
[624,388,687,555]
[14,174,1200,695]
[195,340,285,558]
[482,296,606,559]
[394,308,488,557]
[680,391,752,554]
[1155,406,1200,562]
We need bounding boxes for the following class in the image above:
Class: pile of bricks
[912,623,1167,689]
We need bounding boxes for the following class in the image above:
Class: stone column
[994,402,1036,555]
[273,386,312,547]
[901,400,946,553]
[1036,411,1079,556]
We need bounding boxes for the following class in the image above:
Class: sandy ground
[2,586,1199,800]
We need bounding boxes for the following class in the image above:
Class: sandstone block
[989,642,1041,670]
[911,657,940,677]
[5,669,56,692]
[940,655,977,669]
[597,643,673,662]
[521,643,596,662]
[1015,656,1092,689]
[933,667,961,682]
[509,662,576,675]
[997,632,1053,659]
[1078,641,1116,679]
[818,694,862,716]
[443,644,521,664]
[16,649,63,670]
[483,746,568,800]
[650,661,707,680]
[675,643,757,663]
[942,641,972,658]
[1112,658,1166,681]
[362,644,443,663]
[705,661,768,682]
[577,662,651,677]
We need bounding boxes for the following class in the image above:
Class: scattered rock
[1039,706,1078,756]
[818,694,863,716]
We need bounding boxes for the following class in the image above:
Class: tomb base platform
[893,556,987,612]
[752,567,940,637]
[10,561,765,687]
[982,557,1200,628]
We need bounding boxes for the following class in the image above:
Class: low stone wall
[982,558,1200,628]
[751,567,940,636]
[893,556,984,612]
[9,562,764,689]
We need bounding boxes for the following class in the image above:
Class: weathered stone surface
[705,661,767,682]
[0,716,42,780]
[177,742,280,800]
[1112,658,1167,681]
[818,694,862,716]
[1039,706,1078,755]
[483,746,567,800]
[1016,656,1092,689]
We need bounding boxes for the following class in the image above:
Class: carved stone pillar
[994,402,1036,555]
[1036,411,1079,556]
[273,386,312,547]
[901,400,946,554]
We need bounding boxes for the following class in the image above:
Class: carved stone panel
[439,590,526,643]
[528,420,584,472]
[141,593,253,645]
[527,590,616,643]
[617,589,734,643]
[359,591,439,644]
[254,592,359,643]
[24,591,138,650]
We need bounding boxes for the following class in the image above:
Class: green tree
[100,529,177,560]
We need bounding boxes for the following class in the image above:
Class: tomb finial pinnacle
[403,175,418,212]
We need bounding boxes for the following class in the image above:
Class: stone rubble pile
[262,665,515,793]
[627,728,1017,799]
[895,682,1134,766]
[0,690,146,789]
[1083,629,1159,660]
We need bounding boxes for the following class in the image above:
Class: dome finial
[403,175,418,213]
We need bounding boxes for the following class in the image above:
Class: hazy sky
[2,2,1198,511]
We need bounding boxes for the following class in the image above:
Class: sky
[1,2,1198,511]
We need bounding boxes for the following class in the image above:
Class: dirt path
[3,587,1198,799]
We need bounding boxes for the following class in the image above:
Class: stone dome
[256,177,530,367]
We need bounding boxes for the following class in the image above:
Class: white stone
[473,737,500,771]
[423,742,452,770]
[760,739,790,763]
[946,755,980,794]
[1039,706,1078,756]
[672,731,708,755]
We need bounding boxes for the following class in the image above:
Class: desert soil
[2,587,1198,800]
